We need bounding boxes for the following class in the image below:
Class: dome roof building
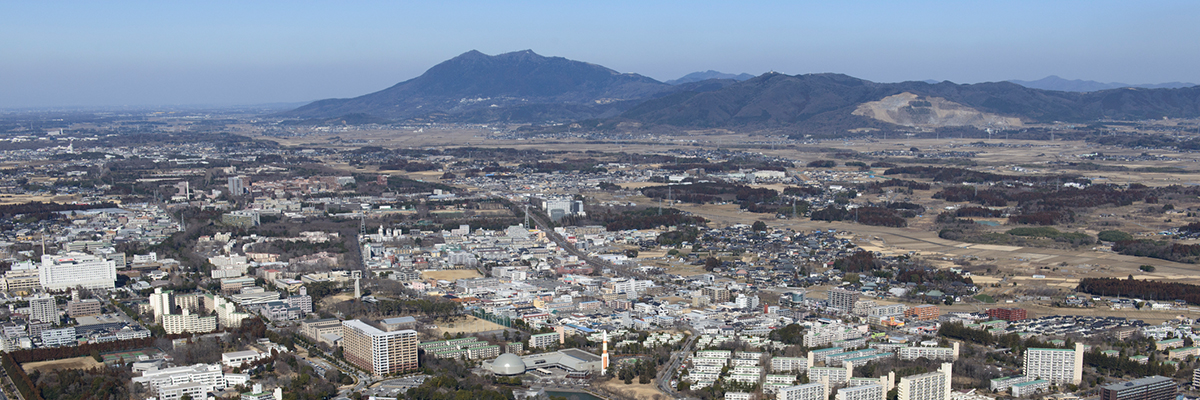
[491,353,526,376]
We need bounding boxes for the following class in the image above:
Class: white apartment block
[39,252,117,290]
[163,309,218,334]
[897,343,959,361]
[809,366,852,385]
[29,294,57,323]
[529,332,560,349]
[836,383,884,400]
[897,363,952,400]
[804,323,863,348]
[1023,343,1083,385]
[725,392,752,400]
[765,374,798,385]
[778,383,826,400]
[772,356,807,372]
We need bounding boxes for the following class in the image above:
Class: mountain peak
[666,70,756,85]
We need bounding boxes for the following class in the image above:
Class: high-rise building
[1024,343,1084,386]
[162,309,218,334]
[828,287,860,312]
[897,363,952,400]
[702,287,730,303]
[149,288,174,323]
[39,252,117,290]
[778,382,826,400]
[341,320,418,376]
[29,294,58,323]
[1100,376,1175,400]
[228,176,246,196]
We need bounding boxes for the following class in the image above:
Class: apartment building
[1023,343,1084,385]
[341,320,418,376]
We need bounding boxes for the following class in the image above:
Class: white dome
[492,353,526,376]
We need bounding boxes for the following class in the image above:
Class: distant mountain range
[666,70,755,85]
[1009,75,1196,92]
[283,51,1200,132]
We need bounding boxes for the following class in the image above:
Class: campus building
[39,252,117,290]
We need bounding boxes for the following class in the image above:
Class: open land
[21,356,103,374]
[420,269,482,281]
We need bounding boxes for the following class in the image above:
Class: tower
[601,330,610,375]
[352,271,362,299]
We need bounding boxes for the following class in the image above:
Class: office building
[897,363,952,400]
[29,294,58,323]
[828,287,860,312]
[1100,376,1175,400]
[1023,343,1084,385]
[1,262,42,294]
[341,320,418,375]
[301,318,344,343]
[132,363,226,400]
[39,252,117,290]
[67,298,102,318]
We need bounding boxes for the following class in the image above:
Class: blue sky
[3,1,1198,108]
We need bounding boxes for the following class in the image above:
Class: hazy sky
[3,1,1198,109]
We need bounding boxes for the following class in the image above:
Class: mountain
[282,50,673,121]
[612,73,1200,132]
[666,70,756,85]
[1009,75,1196,92]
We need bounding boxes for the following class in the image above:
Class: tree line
[1077,277,1200,303]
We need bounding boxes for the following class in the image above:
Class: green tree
[752,220,767,232]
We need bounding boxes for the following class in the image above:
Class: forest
[1111,239,1200,264]
[1077,277,1200,303]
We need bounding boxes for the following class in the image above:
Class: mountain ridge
[1009,75,1197,92]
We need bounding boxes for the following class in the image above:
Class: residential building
[39,252,117,290]
[162,309,218,334]
[1011,380,1050,397]
[771,356,807,373]
[990,375,1030,392]
[905,304,939,321]
[987,307,1028,321]
[836,384,884,400]
[778,383,826,400]
[29,294,58,323]
[898,343,959,361]
[1100,376,1175,400]
[341,320,418,375]
[1023,343,1084,385]
[828,287,860,312]
[897,363,952,400]
[530,332,560,349]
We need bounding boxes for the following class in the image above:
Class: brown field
[0,194,83,205]
[598,379,671,400]
[431,315,507,336]
[319,293,355,309]
[22,356,103,374]
[420,269,482,281]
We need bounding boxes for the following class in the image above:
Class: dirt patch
[421,269,482,281]
[432,315,507,336]
[598,379,671,400]
[22,356,103,374]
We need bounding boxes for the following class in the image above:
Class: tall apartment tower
[29,294,57,323]
[341,320,418,376]
[1024,343,1084,386]
[828,287,861,312]
[228,176,245,196]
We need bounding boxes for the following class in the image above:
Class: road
[515,201,660,283]
[656,330,698,399]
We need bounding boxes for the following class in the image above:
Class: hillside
[666,70,755,85]
[282,50,673,121]
[613,73,1200,131]
[1010,75,1197,92]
